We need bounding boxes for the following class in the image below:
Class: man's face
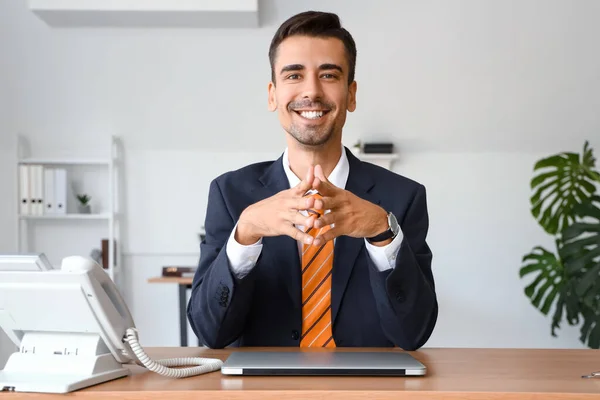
[268,35,357,148]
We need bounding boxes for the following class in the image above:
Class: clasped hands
[236,165,390,247]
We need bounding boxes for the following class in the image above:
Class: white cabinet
[16,135,122,282]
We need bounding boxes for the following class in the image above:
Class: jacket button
[395,291,404,301]
[291,330,299,340]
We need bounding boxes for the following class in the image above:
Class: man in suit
[187,10,437,350]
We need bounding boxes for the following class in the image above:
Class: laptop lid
[221,351,426,376]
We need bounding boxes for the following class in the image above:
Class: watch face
[388,212,400,235]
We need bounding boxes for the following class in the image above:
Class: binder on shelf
[43,168,55,214]
[54,168,67,215]
[19,165,30,216]
[101,239,117,269]
[29,165,44,216]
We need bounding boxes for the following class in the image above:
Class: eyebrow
[279,63,344,75]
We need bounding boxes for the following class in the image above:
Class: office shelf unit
[16,135,122,282]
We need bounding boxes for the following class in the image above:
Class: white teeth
[300,111,324,119]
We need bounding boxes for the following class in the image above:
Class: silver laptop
[220,351,426,376]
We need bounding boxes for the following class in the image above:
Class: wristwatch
[367,212,400,243]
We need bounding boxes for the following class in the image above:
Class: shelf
[16,134,121,282]
[18,158,111,166]
[19,213,112,220]
[357,153,398,161]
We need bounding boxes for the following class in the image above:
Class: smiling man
[187,11,438,350]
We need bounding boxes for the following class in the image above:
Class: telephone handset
[61,256,223,378]
[0,254,223,394]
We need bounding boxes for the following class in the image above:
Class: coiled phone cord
[123,328,223,378]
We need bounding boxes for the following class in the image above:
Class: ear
[347,80,357,112]
[268,81,277,112]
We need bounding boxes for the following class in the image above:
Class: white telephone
[0,254,223,394]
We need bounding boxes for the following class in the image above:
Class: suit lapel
[257,156,302,310]
[331,149,380,325]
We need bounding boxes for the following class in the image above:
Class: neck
[287,138,343,182]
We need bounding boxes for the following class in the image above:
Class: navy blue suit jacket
[187,148,437,350]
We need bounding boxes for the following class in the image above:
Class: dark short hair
[268,11,357,85]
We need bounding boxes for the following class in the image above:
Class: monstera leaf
[522,141,600,348]
[530,141,600,235]
[579,305,600,350]
[560,195,600,275]
[519,246,580,336]
[559,195,600,348]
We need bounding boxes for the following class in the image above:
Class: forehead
[275,35,348,70]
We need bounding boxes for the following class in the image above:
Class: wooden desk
[148,277,194,346]
[6,347,600,399]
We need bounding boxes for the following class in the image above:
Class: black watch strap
[367,211,399,243]
[367,228,395,243]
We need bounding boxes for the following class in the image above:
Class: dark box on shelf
[363,143,394,154]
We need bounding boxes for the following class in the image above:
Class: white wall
[1,0,599,351]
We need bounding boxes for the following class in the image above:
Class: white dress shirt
[225,147,403,279]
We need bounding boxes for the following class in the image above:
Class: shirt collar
[282,146,349,190]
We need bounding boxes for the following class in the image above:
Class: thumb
[296,165,315,193]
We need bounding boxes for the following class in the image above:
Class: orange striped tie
[300,192,336,348]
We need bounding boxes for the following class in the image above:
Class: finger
[312,176,338,196]
[314,196,338,211]
[313,227,340,247]
[295,165,315,194]
[287,195,315,211]
[314,164,327,181]
[286,210,316,228]
[314,213,335,229]
[282,224,314,245]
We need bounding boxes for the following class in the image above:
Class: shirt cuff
[364,229,404,272]
[226,223,263,279]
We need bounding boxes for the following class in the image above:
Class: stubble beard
[287,123,335,147]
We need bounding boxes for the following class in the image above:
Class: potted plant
[76,194,91,214]
[520,141,600,348]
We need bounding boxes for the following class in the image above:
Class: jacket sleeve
[186,178,258,348]
[366,184,438,350]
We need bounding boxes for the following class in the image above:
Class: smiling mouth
[294,110,331,120]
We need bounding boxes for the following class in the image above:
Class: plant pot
[78,204,91,214]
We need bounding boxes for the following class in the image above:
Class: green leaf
[562,279,581,325]
[575,264,600,298]
[524,142,600,349]
[560,196,600,276]
[534,154,572,169]
[530,171,559,189]
[519,247,565,318]
[530,143,599,234]
[540,286,559,315]
[579,306,600,349]
[551,296,565,336]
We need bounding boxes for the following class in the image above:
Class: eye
[321,73,338,80]
[286,74,300,80]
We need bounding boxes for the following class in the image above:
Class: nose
[301,73,324,101]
